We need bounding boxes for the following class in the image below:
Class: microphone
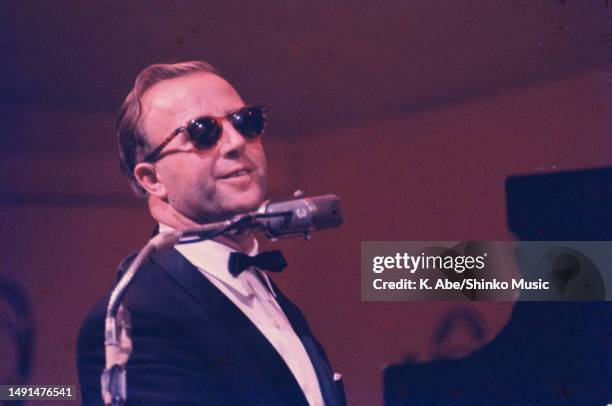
[176,193,344,242]
[256,193,343,239]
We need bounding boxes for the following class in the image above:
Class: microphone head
[262,194,343,238]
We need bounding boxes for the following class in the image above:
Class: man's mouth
[218,168,253,179]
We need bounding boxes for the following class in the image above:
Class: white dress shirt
[159,224,324,406]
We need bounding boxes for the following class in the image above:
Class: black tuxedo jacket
[77,247,345,405]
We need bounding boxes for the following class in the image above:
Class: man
[77,61,345,405]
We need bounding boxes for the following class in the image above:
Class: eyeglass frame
[142,105,268,163]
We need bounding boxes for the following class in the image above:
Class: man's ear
[133,162,167,198]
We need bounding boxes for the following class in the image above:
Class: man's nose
[218,121,246,158]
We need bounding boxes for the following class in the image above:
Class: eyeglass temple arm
[143,127,183,162]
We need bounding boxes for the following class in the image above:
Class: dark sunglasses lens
[187,119,221,148]
[231,107,266,138]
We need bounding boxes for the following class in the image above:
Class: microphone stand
[100,211,290,406]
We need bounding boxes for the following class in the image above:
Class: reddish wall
[269,67,610,404]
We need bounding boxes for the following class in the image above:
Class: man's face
[138,72,268,223]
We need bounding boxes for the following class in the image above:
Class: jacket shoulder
[76,251,139,352]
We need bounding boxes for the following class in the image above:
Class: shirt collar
[158,223,276,297]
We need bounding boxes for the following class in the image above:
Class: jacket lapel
[274,285,345,406]
[150,247,308,405]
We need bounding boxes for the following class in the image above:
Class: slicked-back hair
[117,61,216,197]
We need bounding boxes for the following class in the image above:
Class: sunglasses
[143,105,268,162]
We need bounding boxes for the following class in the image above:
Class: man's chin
[219,192,265,217]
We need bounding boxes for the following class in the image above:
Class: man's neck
[211,233,256,253]
[150,196,256,253]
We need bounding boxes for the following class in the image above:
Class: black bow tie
[228,250,288,276]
